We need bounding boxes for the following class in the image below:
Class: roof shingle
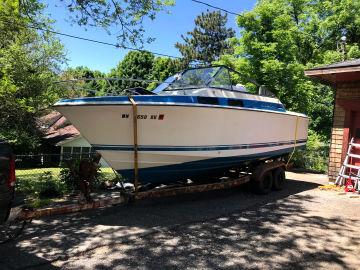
[309,58,360,70]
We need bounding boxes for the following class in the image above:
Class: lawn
[16,167,62,182]
[16,167,117,183]
[15,167,119,208]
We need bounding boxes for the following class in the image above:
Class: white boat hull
[55,101,308,183]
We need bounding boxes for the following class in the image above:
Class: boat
[54,66,309,185]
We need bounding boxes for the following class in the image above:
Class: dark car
[0,140,16,224]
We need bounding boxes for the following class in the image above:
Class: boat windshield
[154,66,235,92]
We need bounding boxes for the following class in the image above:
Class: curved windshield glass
[165,66,233,91]
[152,75,178,94]
[152,66,253,94]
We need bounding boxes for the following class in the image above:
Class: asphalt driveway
[0,172,359,270]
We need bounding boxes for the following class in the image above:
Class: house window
[61,146,98,161]
[63,147,72,154]
[73,147,81,159]
[81,147,91,159]
[62,147,72,159]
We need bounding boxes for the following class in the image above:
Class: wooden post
[128,96,139,195]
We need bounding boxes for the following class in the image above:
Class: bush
[16,170,66,198]
[59,158,117,192]
[292,131,329,173]
[59,159,82,193]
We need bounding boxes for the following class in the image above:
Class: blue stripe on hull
[56,95,288,113]
[117,145,306,184]
[94,139,307,152]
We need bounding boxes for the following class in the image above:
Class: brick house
[305,59,360,182]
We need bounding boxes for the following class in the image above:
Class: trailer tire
[272,167,285,191]
[253,171,273,195]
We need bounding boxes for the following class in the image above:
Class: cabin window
[228,99,244,107]
[197,96,219,105]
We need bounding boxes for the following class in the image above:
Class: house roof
[304,58,360,84]
[38,111,80,145]
[309,59,360,70]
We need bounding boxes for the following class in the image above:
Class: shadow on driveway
[2,173,357,269]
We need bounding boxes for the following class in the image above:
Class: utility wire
[55,77,161,84]
[28,25,182,59]
[190,0,241,16]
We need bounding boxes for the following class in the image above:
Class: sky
[44,1,256,73]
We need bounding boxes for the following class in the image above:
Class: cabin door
[350,111,360,167]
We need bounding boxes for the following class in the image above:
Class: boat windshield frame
[152,65,276,98]
[163,66,235,91]
[154,65,262,92]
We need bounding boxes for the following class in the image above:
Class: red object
[7,155,16,189]
[344,179,355,192]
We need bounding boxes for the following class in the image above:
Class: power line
[55,77,161,84]
[190,0,241,16]
[28,25,182,59]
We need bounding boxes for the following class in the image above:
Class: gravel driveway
[0,172,359,270]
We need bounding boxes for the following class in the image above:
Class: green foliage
[175,10,235,65]
[150,57,184,81]
[59,158,116,192]
[58,54,185,96]
[147,57,184,90]
[0,1,65,152]
[16,170,67,199]
[218,0,360,139]
[16,166,117,208]
[292,132,329,173]
[109,51,155,93]
[59,160,81,193]
[63,0,174,46]
[59,66,108,98]
[108,51,184,93]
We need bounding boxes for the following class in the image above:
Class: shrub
[59,158,115,192]
[37,171,63,198]
[292,131,329,173]
[16,170,66,197]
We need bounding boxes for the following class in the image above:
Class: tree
[147,57,184,89]
[217,0,360,138]
[0,1,65,152]
[109,51,155,93]
[151,57,183,81]
[17,0,174,47]
[59,66,108,97]
[175,10,235,65]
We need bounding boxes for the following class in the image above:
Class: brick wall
[328,104,345,181]
[336,82,360,99]
[328,82,360,181]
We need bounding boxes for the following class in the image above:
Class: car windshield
[153,66,234,92]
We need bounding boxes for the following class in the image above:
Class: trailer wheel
[272,167,285,191]
[253,171,273,195]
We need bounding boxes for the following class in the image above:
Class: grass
[16,167,117,182]
[15,167,119,208]
[16,167,62,182]
[98,167,119,182]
